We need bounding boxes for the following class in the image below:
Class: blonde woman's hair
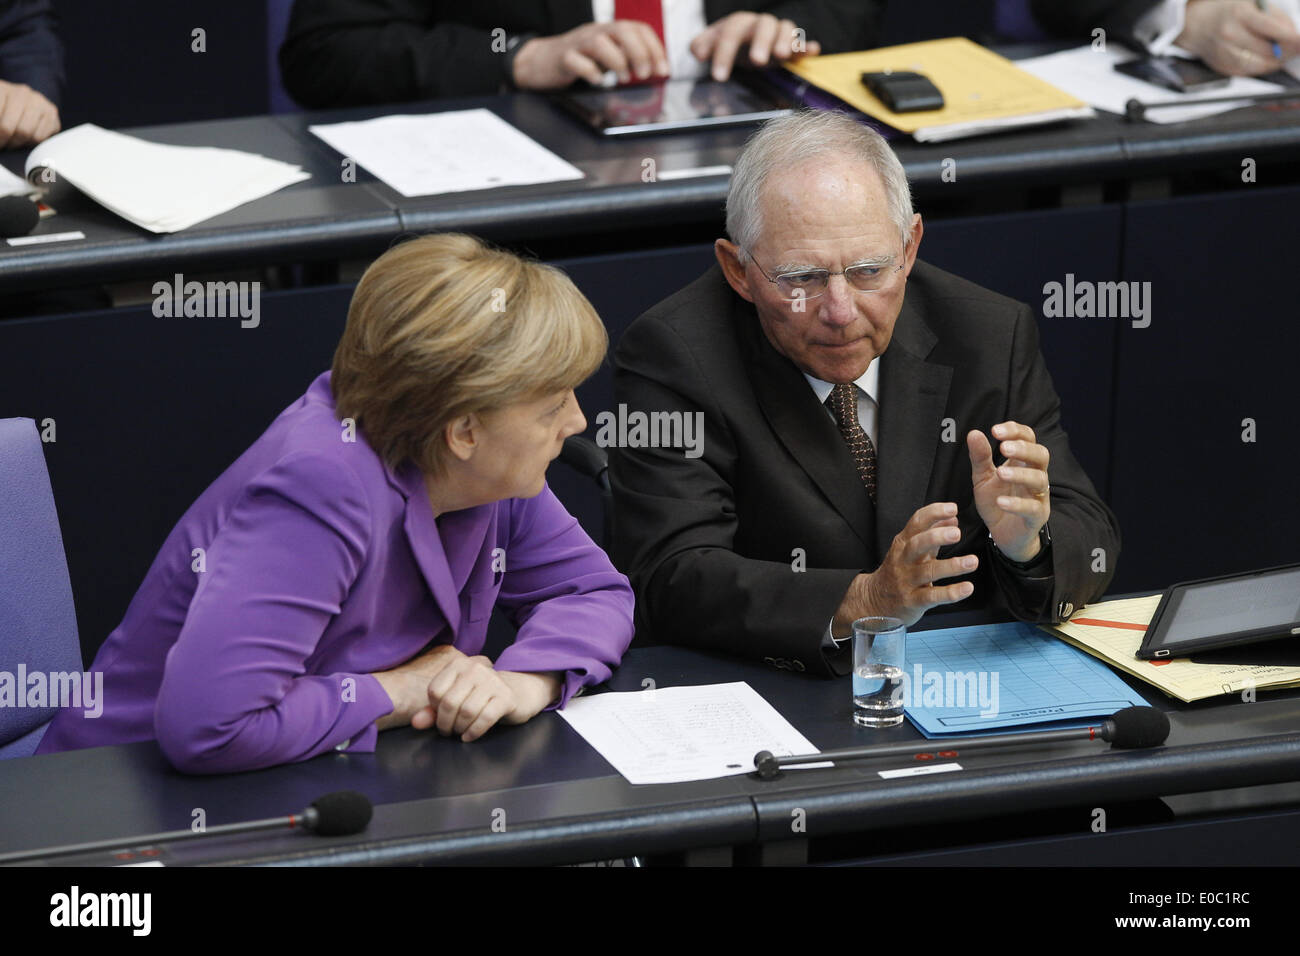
[331,232,606,476]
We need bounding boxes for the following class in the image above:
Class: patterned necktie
[827,382,878,503]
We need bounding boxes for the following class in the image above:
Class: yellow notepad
[1042,595,1300,703]
[784,37,1091,141]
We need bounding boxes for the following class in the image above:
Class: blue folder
[902,621,1146,739]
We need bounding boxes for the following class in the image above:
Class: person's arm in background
[280,0,673,105]
[0,0,62,149]
[691,0,884,80]
[1031,0,1300,75]
[280,0,525,106]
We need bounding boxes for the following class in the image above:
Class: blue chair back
[0,418,82,757]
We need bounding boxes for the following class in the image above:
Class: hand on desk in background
[0,80,59,150]
[690,12,822,81]
[372,643,561,742]
[513,20,670,89]
[1178,0,1300,76]
[511,11,822,90]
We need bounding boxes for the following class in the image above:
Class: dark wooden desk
[4,635,1299,867]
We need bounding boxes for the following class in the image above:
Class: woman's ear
[443,414,479,462]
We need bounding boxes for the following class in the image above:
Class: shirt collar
[803,357,880,406]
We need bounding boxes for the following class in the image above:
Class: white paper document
[1016,45,1284,124]
[0,163,33,197]
[309,109,584,197]
[25,123,310,233]
[559,681,825,785]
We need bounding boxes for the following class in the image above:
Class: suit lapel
[384,462,493,633]
[737,298,875,552]
[875,292,952,559]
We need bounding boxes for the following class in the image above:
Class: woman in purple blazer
[37,233,634,773]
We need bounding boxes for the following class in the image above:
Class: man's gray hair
[725,110,914,260]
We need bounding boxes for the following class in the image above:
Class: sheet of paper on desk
[23,123,310,233]
[309,109,584,197]
[904,622,1146,738]
[0,164,33,197]
[1015,46,1284,124]
[1046,595,1300,703]
[558,681,828,785]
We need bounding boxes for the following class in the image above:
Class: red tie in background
[610,0,666,112]
[614,0,665,45]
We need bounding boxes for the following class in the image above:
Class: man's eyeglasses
[747,254,904,301]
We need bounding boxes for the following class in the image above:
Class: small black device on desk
[1114,56,1229,94]
[860,71,945,113]
[1136,563,1300,662]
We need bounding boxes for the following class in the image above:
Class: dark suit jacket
[1031,0,1160,47]
[610,261,1121,677]
[281,0,884,107]
[0,0,63,106]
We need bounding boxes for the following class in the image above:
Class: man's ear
[902,214,923,276]
[715,239,755,303]
[443,414,478,463]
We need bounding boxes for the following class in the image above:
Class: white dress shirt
[592,0,710,80]
[802,360,880,649]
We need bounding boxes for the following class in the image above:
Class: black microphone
[0,790,373,864]
[0,194,39,238]
[1124,88,1300,122]
[754,706,1170,779]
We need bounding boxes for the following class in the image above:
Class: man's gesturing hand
[690,12,821,81]
[372,644,560,741]
[968,422,1050,563]
[835,502,978,633]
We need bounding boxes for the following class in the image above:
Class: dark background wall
[54,1,271,129]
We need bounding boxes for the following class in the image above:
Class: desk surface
[3,71,1299,293]
[5,632,1299,866]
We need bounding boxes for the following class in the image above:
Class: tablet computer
[553,77,792,137]
[1136,563,1300,660]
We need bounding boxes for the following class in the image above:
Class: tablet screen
[1159,566,1300,651]
[560,78,789,135]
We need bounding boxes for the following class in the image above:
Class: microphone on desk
[754,705,1170,780]
[1124,89,1300,122]
[0,790,373,865]
[0,195,39,238]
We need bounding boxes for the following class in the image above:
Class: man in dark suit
[280,0,882,107]
[609,110,1120,676]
